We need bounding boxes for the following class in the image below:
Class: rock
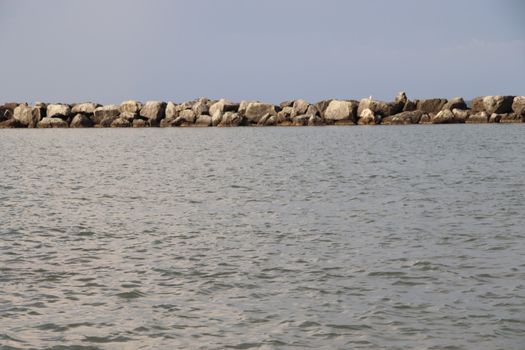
[119,111,136,121]
[512,96,525,115]
[431,109,454,124]
[72,102,98,115]
[471,97,485,113]
[219,112,242,127]
[483,96,514,115]
[93,105,120,125]
[314,100,332,118]
[209,99,239,121]
[358,108,377,125]
[195,115,212,127]
[244,103,276,124]
[419,114,432,124]
[443,97,467,111]
[451,108,470,123]
[395,91,408,105]
[238,101,252,115]
[100,115,120,127]
[306,105,319,117]
[140,101,166,126]
[292,115,310,126]
[133,119,148,128]
[382,111,423,125]
[38,117,68,128]
[308,115,323,126]
[192,98,209,116]
[165,102,179,119]
[46,104,71,119]
[499,113,524,123]
[403,99,417,112]
[33,103,47,120]
[262,114,277,126]
[0,118,24,128]
[324,100,358,123]
[358,98,394,117]
[466,112,489,124]
[160,118,177,127]
[120,100,142,114]
[417,99,448,114]
[279,100,293,108]
[392,91,408,114]
[14,104,41,127]
[178,109,196,124]
[489,113,501,123]
[70,114,94,128]
[111,117,131,127]
[0,103,18,121]
[292,99,309,116]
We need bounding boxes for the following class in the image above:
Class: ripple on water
[1,126,525,349]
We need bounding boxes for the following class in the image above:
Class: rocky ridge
[1,93,524,128]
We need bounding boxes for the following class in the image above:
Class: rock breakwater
[1,93,524,128]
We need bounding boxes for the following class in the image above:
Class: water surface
[1,126,524,350]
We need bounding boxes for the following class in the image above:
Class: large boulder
[218,112,242,127]
[324,100,358,123]
[403,99,417,112]
[244,103,276,124]
[120,100,142,114]
[257,113,277,126]
[165,102,179,119]
[178,109,196,125]
[512,96,525,116]
[305,105,319,117]
[417,99,448,114]
[382,111,423,125]
[133,119,148,128]
[431,109,464,124]
[38,117,68,128]
[314,100,332,118]
[111,117,132,127]
[308,115,323,126]
[100,115,120,127]
[292,99,309,116]
[119,112,136,121]
[451,108,470,123]
[483,96,514,115]
[209,99,239,120]
[0,103,18,121]
[442,97,467,111]
[93,105,120,125]
[357,108,377,125]
[358,98,394,117]
[14,104,41,128]
[0,118,24,128]
[392,91,408,114]
[471,97,485,113]
[195,115,212,127]
[499,113,524,123]
[192,98,209,116]
[140,101,166,126]
[70,114,94,128]
[466,112,489,124]
[47,104,71,119]
[72,102,98,115]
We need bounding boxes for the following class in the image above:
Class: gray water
[1,126,524,350]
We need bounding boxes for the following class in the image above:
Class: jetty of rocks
[1,93,524,128]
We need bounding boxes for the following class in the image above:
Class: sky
[0,0,524,104]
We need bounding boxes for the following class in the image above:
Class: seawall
[1,93,524,128]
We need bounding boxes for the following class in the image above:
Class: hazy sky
[1,0,524,104]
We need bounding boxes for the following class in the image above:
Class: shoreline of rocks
[1,93,524,128]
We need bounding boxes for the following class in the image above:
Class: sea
[1,125,524,350]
